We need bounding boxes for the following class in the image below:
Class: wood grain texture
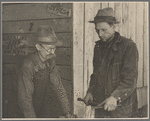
[141,86,148,106]
[128,2,136,42]
[137,87,143,109]
[73,3,85,118]
[137,86,148,109]
[84,3,96,118]
[3,55,26,64]
[114,3,122,34]
[83,3,101,118]
[93,4,100,42]
[2,3,72,21]
[136,2,144,87]
[3,74,14,90]
[2,33,72,50]
[84,2,94,99]
[2,19,71,34]
[3,47,72,65]
[59,65,72,81]
[108,2,115,9]
[2,64,16,74]
[143,2,149,86]
[122,3,129,38]
[101,2,109,8]
[55,48,72,65]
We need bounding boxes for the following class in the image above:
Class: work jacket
[18,52,71,118]
[88,32,139,118]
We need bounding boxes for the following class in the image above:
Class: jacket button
[125,94,127,96]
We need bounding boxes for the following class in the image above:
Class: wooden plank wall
[73,2,148,117]
[2,3,73,117]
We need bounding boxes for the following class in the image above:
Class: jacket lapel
[107,32,122,72]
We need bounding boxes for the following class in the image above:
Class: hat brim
[27,35,63,46]
[89,20,120,24]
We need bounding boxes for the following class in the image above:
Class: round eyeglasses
[40,44,56,54]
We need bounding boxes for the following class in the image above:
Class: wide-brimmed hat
[89,7,120,24]
[28,25,63,46]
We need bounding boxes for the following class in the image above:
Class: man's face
[95,22,115,41]
[38,44,56,61]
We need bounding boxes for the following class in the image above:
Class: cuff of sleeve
[111,90,131,103]
[111,90,122,103]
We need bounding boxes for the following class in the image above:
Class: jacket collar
[95,32,122,51]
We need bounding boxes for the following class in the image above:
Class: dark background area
[2,3,73,118]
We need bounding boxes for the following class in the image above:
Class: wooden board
[3,47,71,65]
[122,3,129,38]
[84,3,101,118]
[137,87,143,109]
[141,86,148,106]
[2,19,71,34]
[55,48,71,65]
[2,74,14,90]
[2,33,72,56]
[84,3,95,118]
[2,64,16,74]
[136,2,144,87]
[84,3,94,99]
[143,2,149,86]
[93,4,100,42]
[2,3,72,21]
[59,65,72,81]
[108,2,115,9]
[101,2,109,8]
[3,33,72,47]
[137,86,148,109]
[73,3,85,118]
[128,2,136,41]
[114,3,122,34]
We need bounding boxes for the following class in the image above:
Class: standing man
[18,25,72,118]
[83,7,139,118]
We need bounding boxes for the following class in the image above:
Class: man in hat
[83,7,139,118]
[18,25,72,118]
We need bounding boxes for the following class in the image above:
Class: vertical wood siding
[73,2,148,117]
[73,3,85,118]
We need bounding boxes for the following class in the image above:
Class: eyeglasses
[40,44,56,54]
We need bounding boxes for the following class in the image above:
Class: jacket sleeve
[50,60,71,115]
[18,62,36,118]
[111,41,139,103]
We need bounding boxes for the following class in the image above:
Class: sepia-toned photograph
[1,1,149,119]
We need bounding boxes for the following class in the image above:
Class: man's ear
[35,44,41,50]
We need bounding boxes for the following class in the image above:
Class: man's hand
[83,92,93,106]
[104,96,117,111]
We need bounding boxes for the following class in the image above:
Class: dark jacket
[18,52,71,118]
[88,32,139,118]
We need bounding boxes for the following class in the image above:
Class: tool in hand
[77,98,121,109]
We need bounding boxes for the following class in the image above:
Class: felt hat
[89,7,120,24]
[28,25,63,46]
